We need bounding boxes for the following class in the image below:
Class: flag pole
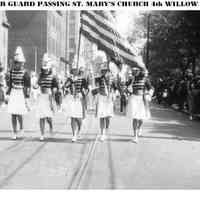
[76,12,82,69]
[106,54,110,71]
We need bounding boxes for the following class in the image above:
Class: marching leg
[137,119,143,137]
[100,118,106,141]
[40,118,45,141]
[18,115,24,134]
[71,118,77,142]
[105,117,110,135]
[77,118,82,139]
[46,117,53,135]
[132,119,138,143]
[100,118,104,135]
[11,114,17,139]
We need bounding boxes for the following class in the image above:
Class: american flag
[80,11,146,69]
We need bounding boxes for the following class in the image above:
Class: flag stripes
[81,14,131,55]
[80,10,145,69]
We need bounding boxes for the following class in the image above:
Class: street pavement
[0,104,200,189]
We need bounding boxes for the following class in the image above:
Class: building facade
[0,11,9,71]
[7,11,66,74]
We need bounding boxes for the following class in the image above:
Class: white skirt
[36,93,54,118]
[96,94,114,118]
[70,96,84,118]
[7,89,28,115]
[127,94,150,120]
[62,94,73,117]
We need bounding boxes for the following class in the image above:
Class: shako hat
[14,46,26,63]
[42,53,52,69]
[100,63,109,71]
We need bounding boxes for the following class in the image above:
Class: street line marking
[66,113,95,189]
[67,113,99,189]
[0,142,48,188]
[75,134,99,189]
[0,136,35,156]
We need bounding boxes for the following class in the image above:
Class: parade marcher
[0,62,6,107]
[95,63,115,141]
[79,66,88,117]
[189,70,200,119]
[7,46,31,139]
[30,72,39,109]
[68,67,89,142]
[185,68,194,120]
[126,68,153,143]
[36,53,58,141]
[117,75,128,114]
[86,68,96,111]
[55,75,63,112]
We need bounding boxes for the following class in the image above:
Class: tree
[127,11,200,77]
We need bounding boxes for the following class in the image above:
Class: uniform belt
[13,85,23,89]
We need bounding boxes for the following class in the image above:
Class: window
[69,38,75,49]
[69,23,75,35]
[70,11,76,20]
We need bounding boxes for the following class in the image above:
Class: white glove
[5,95,9,103]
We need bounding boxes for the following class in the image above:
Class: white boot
[12,133,17,140]
[132,136,138,143]
[137,128,142,137]
[100,134,106,141]
[72,135,77,142]
[40,135,44,141]
[100,128,106,142]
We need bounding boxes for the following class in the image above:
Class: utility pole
[34,46,37,73]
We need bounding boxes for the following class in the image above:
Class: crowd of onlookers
[153,67,200,120]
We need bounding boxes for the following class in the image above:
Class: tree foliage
[128,11,200,77]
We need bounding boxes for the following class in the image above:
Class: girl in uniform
[7,46,31,139]
[126,68,153,143]
[95,64,115,141]
[68,67,89,142]
[0,63,6,108]
[36,53,58,141]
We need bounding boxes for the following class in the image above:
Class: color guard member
[68,67,89,142]
[126,68,153,143]
[95,64,115,141]
[36,53,58,141]
[7,46,31,139]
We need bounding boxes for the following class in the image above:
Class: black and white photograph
[0,9,200,190]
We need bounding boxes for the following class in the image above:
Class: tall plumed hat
[100,62,109,71]
[14,46,26,63]
[42,53,52,69]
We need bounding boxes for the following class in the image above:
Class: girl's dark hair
[40,68,52,76]
[137,70,145,79]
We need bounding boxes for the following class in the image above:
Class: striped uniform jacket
[96,75,115,96]
[38,72,58,91]
[126,77,152,95]
[6,68,31,97]
[71,77,88,97]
